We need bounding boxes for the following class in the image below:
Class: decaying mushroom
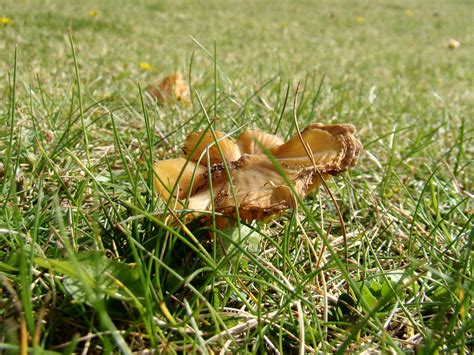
[147,71,190,104]
[153,124,362,225]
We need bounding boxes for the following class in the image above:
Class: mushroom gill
[153,123,362,224]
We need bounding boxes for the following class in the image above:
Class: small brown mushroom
[147,71,190,104]
[153,123,362,225]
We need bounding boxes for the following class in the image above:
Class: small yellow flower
[404,9,413,17]
[0,17,14,25]
[139,62,152,71]
[448,39,460,49]
[356,16,365,24]
[88,9,99,17]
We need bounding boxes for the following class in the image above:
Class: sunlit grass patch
[0,0,472,353]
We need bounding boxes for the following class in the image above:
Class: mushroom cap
[237,130,284,154]
[147,71,190,104]
[153,123,362,223]
[182,131,241,165]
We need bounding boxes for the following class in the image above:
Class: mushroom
[153,124,362,226]
[147,71,190,104]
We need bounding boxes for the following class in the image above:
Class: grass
[0,0,473,353]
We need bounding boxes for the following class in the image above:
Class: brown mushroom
[153,124,362,226]
[147,71,190,104]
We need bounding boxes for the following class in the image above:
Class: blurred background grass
[1,0,472,106]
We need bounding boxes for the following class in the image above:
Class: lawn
[0,0,472,353]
